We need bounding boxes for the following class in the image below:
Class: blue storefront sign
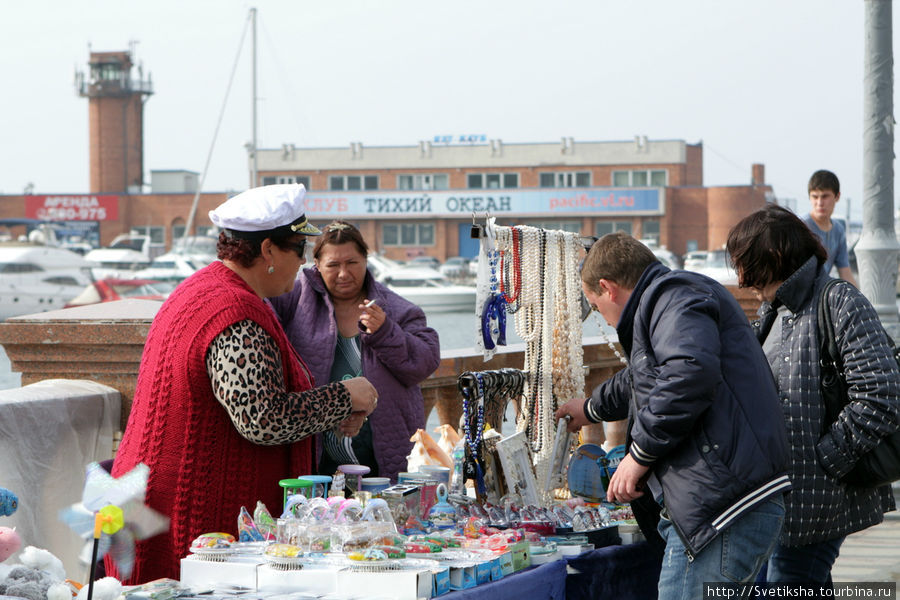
[300,188,663,219]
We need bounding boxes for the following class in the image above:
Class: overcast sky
[1,1,893,221]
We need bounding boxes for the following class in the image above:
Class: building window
[329,175,378,191]
[398,174,449,190]
[262,175,310,188]
[642,220,660,243]
[383,223,435,246]
[467,173,519,189]
[525,221,582,233]
[595,221,633,237]
[611,169,668,187]
[538,171,591,188]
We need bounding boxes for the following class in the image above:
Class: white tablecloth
[0,379,120,579]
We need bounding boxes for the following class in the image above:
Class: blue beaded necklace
[460,376,487,497]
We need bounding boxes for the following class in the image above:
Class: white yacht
[84,233,157,279]
[0,242,97,321]
[131,252,206,284]
[366,255,476,313]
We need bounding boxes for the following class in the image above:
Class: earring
[267,265,275,274]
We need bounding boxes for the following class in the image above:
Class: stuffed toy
[0,528,22,563]
[0,546,68,600]
[74,578,120,600]
[0,489,18,517]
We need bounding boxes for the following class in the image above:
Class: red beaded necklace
[499,227,522,304]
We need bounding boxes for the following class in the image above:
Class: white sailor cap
[209,184,321,240]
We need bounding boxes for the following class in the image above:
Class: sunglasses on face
[283,238,307,258]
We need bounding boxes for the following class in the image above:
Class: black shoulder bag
[817,278,900,487]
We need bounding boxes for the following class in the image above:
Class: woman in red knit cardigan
[107,184,378,583]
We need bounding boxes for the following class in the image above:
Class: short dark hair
[313,220,369,260]
[726,204,827,289]
[581,232,658,293]
[808,169,840,195]
[216,228,301,268]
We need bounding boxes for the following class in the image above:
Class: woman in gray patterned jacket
[727,204,900,588]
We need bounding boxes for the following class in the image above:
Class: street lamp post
[856,0,899,334]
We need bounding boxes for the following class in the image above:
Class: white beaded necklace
[595,313,628,366]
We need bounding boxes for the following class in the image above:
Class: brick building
[254,138,773,261]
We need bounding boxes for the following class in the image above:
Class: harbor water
[0,345,20,390]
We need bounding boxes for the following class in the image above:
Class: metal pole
[856,0,899,331]
[251,7,258,188]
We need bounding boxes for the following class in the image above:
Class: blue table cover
[443,541,661,600]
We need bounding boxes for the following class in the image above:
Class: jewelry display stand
[471,219,586,505]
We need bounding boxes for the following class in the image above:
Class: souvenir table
[179,541,661,600]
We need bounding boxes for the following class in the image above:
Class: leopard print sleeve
[205,319,353,445]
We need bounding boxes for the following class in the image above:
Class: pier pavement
[831,483,900,589]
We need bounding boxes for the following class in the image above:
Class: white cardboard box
[256,563,341,595]
[179,555,262,591]
[338,568,433,600]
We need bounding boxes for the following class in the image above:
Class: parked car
[682,249,738,285]
[683,250,708,270]
[408,256,441,270]
[64,278,175,308]
[439,256,473,279]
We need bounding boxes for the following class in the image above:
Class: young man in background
[804,169,858,287]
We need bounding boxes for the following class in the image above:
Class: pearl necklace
[595,313,628,366]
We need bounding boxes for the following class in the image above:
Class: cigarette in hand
[358,299,376,333]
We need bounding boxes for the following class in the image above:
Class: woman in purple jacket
[269,221,441,482]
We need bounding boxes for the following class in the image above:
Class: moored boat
[0,241,96,321]
[367,255,476,313]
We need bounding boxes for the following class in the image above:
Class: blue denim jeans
[657,495,785,600]
[765,536,846,587]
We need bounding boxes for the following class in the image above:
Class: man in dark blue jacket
[557,232,791,599]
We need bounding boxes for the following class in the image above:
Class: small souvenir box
[380,484,421,528]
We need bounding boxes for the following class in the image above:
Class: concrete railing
[0,286,760,437]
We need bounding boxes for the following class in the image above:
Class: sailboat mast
[179,8,252,248]
[251,7,258,188]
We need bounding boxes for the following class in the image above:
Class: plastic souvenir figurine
[237,505,265,541]
[189,532,235,561]
[190,532,235,550]
[372,545,406,559]
[404,540,442,554]
[253,501,277,540]
[463,516,480,539]
[426,484,456,530]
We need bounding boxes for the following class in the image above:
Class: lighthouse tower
[75,48,153,194]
